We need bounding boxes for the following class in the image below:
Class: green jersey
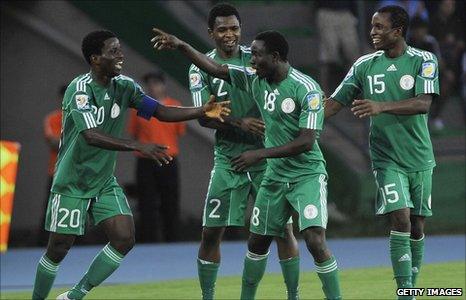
[52,73,145,198]
[189,46,265,172]
[331,46,439,172]
[228,65,327,182]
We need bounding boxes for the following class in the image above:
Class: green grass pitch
[2,261,464,299]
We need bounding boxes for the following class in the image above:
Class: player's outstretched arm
[154,95,231,123]
[151,28,230,82]
[198,116,265,137]
[81,128,172,166]
[231,129,315,172]
[324,98,344,119]
[351,94,432,118]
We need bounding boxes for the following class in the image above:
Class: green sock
[197,258,220,300]
[68,243,124,299]
[279,256,300,300]
[315,256,342,300]
[410,234,425,287]
[390,231,413,299]
[240,251,269,300]
[32,255,60,300]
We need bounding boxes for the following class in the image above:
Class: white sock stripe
[102,246,122,263]
[315,260,337,271]
[246,250,269,261]
[390,230,411,236]
[316,264,338,273]
[410,234,425,242]
[40,257,59,272]
[103,244,123,261]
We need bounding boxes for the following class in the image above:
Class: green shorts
[45,177,132,235]
[373,168,433,216]
[202,167,264,227]
[250,173,328,237]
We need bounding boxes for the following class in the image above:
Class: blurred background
[1,0,464,248]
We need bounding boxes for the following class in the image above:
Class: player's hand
[151,28,182,50]
[231,150,264,172]
[203,95,231,122]
[351,99,384,118]
[137,143,173,166]
[239,118,265,137]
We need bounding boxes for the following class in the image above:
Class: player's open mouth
[372,37,381,45]
[224,40,236,47]
[115,61,123,71]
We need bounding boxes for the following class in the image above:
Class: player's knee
[410,217,425,239]
[46,239,73,263]
[302,227,328,259]
[110,234,135,255]
[201,228,223,248]
[247,234,272,255]
[391,217,411,232]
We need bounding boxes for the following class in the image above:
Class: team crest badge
[400,75,415,90]
[75,94,89,110]
[304,204,318,220]
[190,73,202,89]
[421,62,435,78]
[281,98,295,113]
[111,103,120,119]
[306,93,321,111]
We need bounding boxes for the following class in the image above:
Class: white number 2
[213,78,227,97]
[367,74,385,94]
[208,199,221,218]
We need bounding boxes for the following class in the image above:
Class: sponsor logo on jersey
[190,73,202,89]
[387,64,397,71]
[75,94,89,110]
[421,62,435,78]
[304,204,318,219]
[281,98,295,113]
[104,93,110,100]
[245,67,256,75]
[306,93,321,111]
[111,103,120,119]
[399,75,415,90]
[344,66,354,81]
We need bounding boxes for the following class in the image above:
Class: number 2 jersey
[52,73,146,198]
[331,46,439,172]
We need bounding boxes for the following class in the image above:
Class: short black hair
[377,5,410,38]
[143,71,165,84]
[208,3,241,30]
[254,30,289,61]
[81,30,117,65]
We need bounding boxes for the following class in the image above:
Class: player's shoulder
[353,50,385,67]
[406,46,437,62]
[68,73,92,94]
[288,68,321,93]
[240,45,251,54]
[113,74,137,84]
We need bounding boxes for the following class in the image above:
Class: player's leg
[374,169,414,297]
[242,177,289,300]
[65,179,134,299]
[197,168,249,299]
[33,193,89,300]
[275,223,300,300]
[158,158,180,242]
[409,169,433,287]
[290,174,341,300]
[136,157,159,242]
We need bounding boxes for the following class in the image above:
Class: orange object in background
[0,141,20,253]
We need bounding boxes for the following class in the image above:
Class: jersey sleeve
[330,64,362,106]
[227,64,256,93]
[189,65,211,107]
[128,80,146,109]
[297,85,324,130]
[415,53,440,96]
[69,91,98,132]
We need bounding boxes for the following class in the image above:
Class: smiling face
[250,40,276,79]
[370,12,403,51]
[209,15,241,55]
[93,37,124,77]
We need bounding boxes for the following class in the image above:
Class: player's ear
[272,51,280,63]
[90,54,100,65]
[208,28,214,39]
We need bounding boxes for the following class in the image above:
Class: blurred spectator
[316,0,361,95]
[379,0,429,21]
[128,71,186,243]
[429,0,465,129]
[39,84,66,245]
